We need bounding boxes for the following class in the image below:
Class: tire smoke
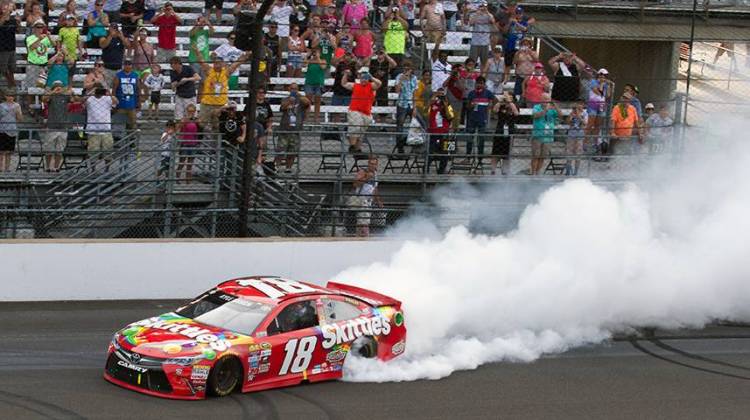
[339,124,750,382]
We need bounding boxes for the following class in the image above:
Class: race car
[103,276,406,399]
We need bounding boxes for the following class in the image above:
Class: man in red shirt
[342,70,382,153]
[427,87,454,174]
[151,2,182,64]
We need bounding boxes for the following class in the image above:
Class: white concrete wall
[0,239,402,301]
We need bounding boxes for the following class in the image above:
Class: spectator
[320,4,337,32]
[169,56,201,120]
[233,0,257,25]
[482,45,504,94]
[194,51,248,130]
[130,27,155,74]
[335,23,354,55]
[58,0,80,25]
[0,3,17,89]
[301,14,322,43]
[143,63,165,119]
[427,87,453,174]
[83,84,117,168]
[530,94,559,176]
[84,59,109,94]
[304,47,327,123]
[46,51,69,88]
[100,22,130,82]
[490,92,517,175]
[143,0,157,22]
[522,62,549,106]
[343,70,381,154]
[342,0,367,29]
[270,0,293,52]
[383,7,407,71]
[369,47,396,122]
[585,68,612,147]
[103,0,123,23]
[565,101,587,176]
[216,100,245,145]
[609,93,639,155]
[58,14,84,86]
[276,83,311,170]
[176,103,201,183]
[445,64,463,130]
[24,20,53,98]
[112,58,139,129]
[623,84,642,117]
[511,37,536,102]
[86,1,110,48]
[313,26,337,67]
[460,57,480,108]
[413,69,432,124]
[205,0,224,23]
[157,120,176,177]
[643,102,655,121]
[0,89,20,172]
[41,81,71,172]
[352,20,374,66]
[548,51,585,104]
[644,104,673,154]
[286,25,305,77]
[25,3,45,32]
[151,3,182,64]
[330,51,356,122]
[464,76,494,158]
[119,0,144,37]
[442,0,458,30]
[254,88,273,162]
[420,0,445,45]
[350,154,381,237]
[215,32,244,90]
[268,26,286,79]
[431,46,451,91]
[469,2,494,66]
[189,15,214,75]
[394,61,418,153]
[290,0,311,34]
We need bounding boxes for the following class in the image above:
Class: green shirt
[304,62,325,86]
[188,29,210,63]
[384,20,406,55]
[58,27,80,61]
[319,37,333,65]
[26,35,53,65]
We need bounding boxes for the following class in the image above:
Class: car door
[245,298,327,389]
[318,296,368,372]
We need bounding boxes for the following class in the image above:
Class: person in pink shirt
[522,62,550,106]
[341,0,367,29]
[353,19,374,66]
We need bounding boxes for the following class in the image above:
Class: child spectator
[86,1,110,48]
[143,63,165,119]
[176,103,202,183]
[215,32,244,89]
[0,89,20,172]
[286,25,305,77]
[644,104,673,154]
[530,95,559,175]
[152,3,182,63]
[565,102,588,176]
[304,47,327,123]
[158,120,176,176]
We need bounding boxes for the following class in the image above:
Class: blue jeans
[331,94,351,106]
[395,105,413,152]
[465,120,487,156]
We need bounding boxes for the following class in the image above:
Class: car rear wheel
[207,356,242,397]
[353,337,378,359]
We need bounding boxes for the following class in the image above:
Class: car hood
[115,312,251,360]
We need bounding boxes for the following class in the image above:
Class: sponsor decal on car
[131,317,233,352]
[191,365,210,381]
[321,316,391,349]
[117,360,147,373]
[391,340,405,356]
[326,349,346,364]
[259,363,270,373]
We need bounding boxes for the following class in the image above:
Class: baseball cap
[65,14,76,19]
[494,45,503,52]
[52,80,64,86]
[534,62,543,68]
[33,19,46,27]
[598,68,609,75]
[645,103,655,110]
[227,100,238,108]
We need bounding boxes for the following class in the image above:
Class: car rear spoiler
[326,281,401,307]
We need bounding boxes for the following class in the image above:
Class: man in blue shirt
[465,76,495,158]
[112,59,140,129]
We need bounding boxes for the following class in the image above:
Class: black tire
[353,337,378,359]
[207,356,242,397]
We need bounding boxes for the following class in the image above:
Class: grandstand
[1,0,741,239]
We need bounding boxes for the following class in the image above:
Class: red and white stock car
[104,276,406,399]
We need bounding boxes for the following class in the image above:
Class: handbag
[36,68,47,88]
[406,118,426,146]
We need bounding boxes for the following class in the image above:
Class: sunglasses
[95,63,103,67]
[229,36,236,39]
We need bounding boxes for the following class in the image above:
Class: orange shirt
[350,82,375,116]
[611,104,638,137]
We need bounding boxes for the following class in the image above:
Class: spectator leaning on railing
[644,104,673,154]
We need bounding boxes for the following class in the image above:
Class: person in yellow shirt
[57,15,85,86]
[413,70,433,125]
[609,92,640,155]
[193,49,249,131]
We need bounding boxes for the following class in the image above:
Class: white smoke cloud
[338,121,750,382]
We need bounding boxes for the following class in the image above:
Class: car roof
[216,276,339,305]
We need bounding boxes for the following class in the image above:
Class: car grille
[106,353,173,393]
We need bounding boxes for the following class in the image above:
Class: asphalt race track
[2,301,750,420]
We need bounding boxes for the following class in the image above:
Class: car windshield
[175,290,273,335]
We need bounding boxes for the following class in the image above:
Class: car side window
[266,300,319,336]
[322,298,362,324]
